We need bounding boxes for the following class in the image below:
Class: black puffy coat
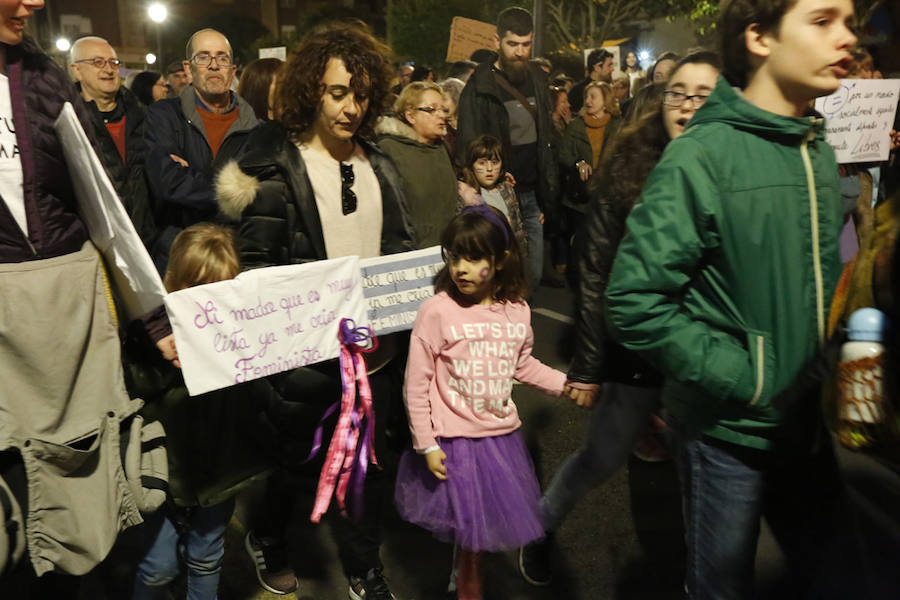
[80,84,157,249]
[0,38,92,263]
[567,187,661,387]
[215,120,417,268]
[215,121,417,464]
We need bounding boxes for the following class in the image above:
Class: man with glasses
[144,28,258,274]
[456,7,559,292]
[70,36,156,248]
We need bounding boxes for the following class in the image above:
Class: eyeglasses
[663,90,710,108]
[74,57,122,70]
[415,106,450,115]
[191,53,233,68]
[340,163,357,215]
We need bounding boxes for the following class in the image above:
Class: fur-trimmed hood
[216,160,260,220]
[374,115,423,144]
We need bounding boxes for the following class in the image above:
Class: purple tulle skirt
[394,431,545,552]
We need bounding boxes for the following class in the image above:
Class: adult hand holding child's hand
[563,381,600,408]
[426,448,448,480]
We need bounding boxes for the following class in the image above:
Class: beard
[500,54,529,84]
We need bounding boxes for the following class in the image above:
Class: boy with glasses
[605,0,868,597]
[144,28,259,275]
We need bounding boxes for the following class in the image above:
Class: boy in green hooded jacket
[605,0,867,597]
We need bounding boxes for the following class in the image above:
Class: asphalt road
[74,283,900,600]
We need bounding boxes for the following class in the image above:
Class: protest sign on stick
[165,256,365,396]
[815,79,900,163]
[446,17,496,63]
[360,246,443,335]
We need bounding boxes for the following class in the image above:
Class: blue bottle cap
[846,308,887,342]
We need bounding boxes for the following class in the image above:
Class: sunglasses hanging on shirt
[340,162,357,215]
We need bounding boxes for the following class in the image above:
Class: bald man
[70,36,156,248]
[143,28,258,273]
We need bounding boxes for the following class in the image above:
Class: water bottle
[836,308,888,449]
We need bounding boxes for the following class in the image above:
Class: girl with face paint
[396,205,568,600]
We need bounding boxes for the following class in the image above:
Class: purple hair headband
[462,203,510,247]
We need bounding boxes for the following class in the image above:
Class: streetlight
[55,38,70,53]
[146,53,157,66]
[148,3,167,70]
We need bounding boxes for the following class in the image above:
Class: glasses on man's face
[663,90,710,109]
[75,57,122,70]
[415,106,450,116]
[340,163,357,215]
[191,53,233,68]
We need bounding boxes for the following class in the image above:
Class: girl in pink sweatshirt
[395,205,566,600]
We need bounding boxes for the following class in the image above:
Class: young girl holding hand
[395,206,566,600]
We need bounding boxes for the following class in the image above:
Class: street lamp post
[148,3,167,70]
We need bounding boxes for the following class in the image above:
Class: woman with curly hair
[519,50,721,585]
[215,21,415,600]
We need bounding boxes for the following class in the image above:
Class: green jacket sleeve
[605,140,755,402]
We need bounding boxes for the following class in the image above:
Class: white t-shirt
[0,74,25,237]
[298,142,383,259]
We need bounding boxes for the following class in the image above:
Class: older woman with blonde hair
[375,80,458,247]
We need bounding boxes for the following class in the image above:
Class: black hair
[446,60,477,80]
[470,48,498,63]
[587,48,613,72]
[434,207,528,304]
[497,7,533,38]
[719,0,800,87]
[647,51,680,81]
[131,71,163,106]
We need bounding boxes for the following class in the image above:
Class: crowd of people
[2,0,900,599]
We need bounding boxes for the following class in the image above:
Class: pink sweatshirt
[404,292,567,451]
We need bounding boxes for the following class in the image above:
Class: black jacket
[144,86,258,269]
[80,84,156,249]
[215,120,417,464]
[0,38,92,263]
[215,120,417,268]
[568,187,661,387]
[456,61,559,222]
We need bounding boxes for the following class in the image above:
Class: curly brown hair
[276,21,393,141]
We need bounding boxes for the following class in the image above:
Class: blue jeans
[673,422,865,600]
[540,383,660,530]
[517,189,543,290]
[132,498,235,600]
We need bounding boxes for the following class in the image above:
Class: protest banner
[165,256,365,396]
[815,79,900,163]
[360,246,443,335]
[259,46,287,61]
[55,103,167,321]
[446,17,496,63]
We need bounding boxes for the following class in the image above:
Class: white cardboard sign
[360,246,443,335]
[815,79,900,163]
[165,256,364,396]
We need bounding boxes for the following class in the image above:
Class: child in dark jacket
[127,223,275,600]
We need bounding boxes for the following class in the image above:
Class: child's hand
[155,333,181,369]
[425,448,448,480]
